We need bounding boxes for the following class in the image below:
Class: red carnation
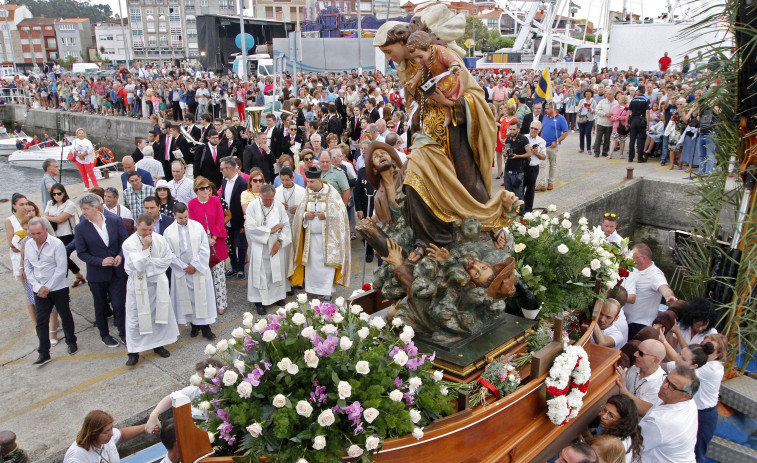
[362,283,372,291]
[547,385,569,396]
[618,268,629,278]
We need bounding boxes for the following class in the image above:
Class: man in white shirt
[524,121,547,213]
[168,160,196,206]
[593,89,616,157]
[616,338,666,416]
[275,167,306,225]
[24,218,78,364]
[136,145,165,181]
[622,243,677,338]
[592,298,626,349]
[639,365,699,462]
[600,213,624,249]
[104,187,134,220]
[376,118,390,139]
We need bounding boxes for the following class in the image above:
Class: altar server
[123,213,179,366]
[164,202,217,340]
[246,184,292,315]
[274,167,307,225]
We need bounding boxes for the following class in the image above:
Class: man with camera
[503,120,530,213]
[524,121,547,213]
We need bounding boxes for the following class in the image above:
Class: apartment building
[95,18,133,64]
[17,17,59,64]
[55,18,93,60]
[0,4,33,65]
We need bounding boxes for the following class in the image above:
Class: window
[49,52,57,59]
[290,7,297,19]
[148,36,157,46]
[184,1,194,9]
[23,52,31,59]
[159,35,168,45]
[157,7,165,14]
[58,23,75,31]
[47,38,56,47]
[145,8,153,14]
[159,15,167,32]
[62,37,77,46]
[101,35,114,41]
[45,26,53,31]
[185,15,196,25]
[187,28,197,38]
[146,16,155,32]
[170,26,182,34]
[200,0,208,6]
[133,38,145,47]
[32,38,41,45]
[265,6,273,18]
[34,52,44,59]
[171,33,182,45]
[132,28,144,36]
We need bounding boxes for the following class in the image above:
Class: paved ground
[0,131,730,462]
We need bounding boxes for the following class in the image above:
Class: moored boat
[0,132,33,156]
[7,137,77,170]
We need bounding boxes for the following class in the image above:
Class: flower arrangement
[544,345,591,426]
[190,294,466,463]
[468,356,522,408]
[510,206,628,318]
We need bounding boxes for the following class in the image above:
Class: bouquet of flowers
[545,345,591,426]
[468,356,522,408]
[510,205,625,318]
[190,294,465,463]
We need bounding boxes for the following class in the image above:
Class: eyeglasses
[52,192,64,196]
[663,375,689,394]
[530,127,540,130]
[303,157,314,161]
[197,186,212,191]
[604,213,617,218]
[637,349,657,359]
[251,178,265,183]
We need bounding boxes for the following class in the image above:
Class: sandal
[407,246,425,263]
[49,331,59,347]
[72,275,86,287]
[218,308,226,315]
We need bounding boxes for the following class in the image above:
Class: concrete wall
[1,104,152,156]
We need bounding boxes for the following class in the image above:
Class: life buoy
[96,147,114,164]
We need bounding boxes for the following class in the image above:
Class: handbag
[205,213,222,268]
[616,109,629,136]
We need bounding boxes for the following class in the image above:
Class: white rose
[301,326,315,339]
[528,227,540,239]
[562,219,572,229]
[246,422,262,437]
[332,312,344,323]
[363,407,380,423]
[409,409,422,423]
[295,400,313,418]
[392,317,404,327]
[277,357,293,371]
[412,427,424,440]
[338,380,352,399]
[355,360,370,375]
[335,296,345,308]
[317,409,335,427]
[508,374,516,382]
[204,366,217,378]
[204,344,217,356]
[557,244,569,254]
[537,224,545,232]
[578,217,588,226]
[357,327,370,339]
[233,359,246,374]
[522,264,532,276]
[222,370,238,386]
[291,312,306,325]
[189,374,202,386]
[551,217,560,226]
[400,326,415,344]
[582,267,592,278]
[591,258,601,270]
[272,394,287,408]
[198,400,211,412]
[547,204,557,212]
[227,338,236,347]
[393,350,409,367]
[347,445,363,458]
[514,242,526,253]
[350,304,363,315]
[359,312,370,321]
[287,363,299,375]
[408,376,423,392]
[541,213,550,221]
[215,339,229,353]
[440,386,449,396]
[365,435,381,451]
[515,225,526,236]
[208,432,215,443]
[312,435,326,450]
[285,301,298,311]
[389,389,404,401]
[563,212,571,219]
[231,327,245,339]
[237,381,253,398]
[296,459,308,463]
[242,311,253,321]
[308,299,321,308]
[303,349,319,368]
[261,330,277,342]
[242,317,254,329]
[433,370,444,381]
[370,317,387,330]
[296,293,308,304]
[276,307,288,318]
[523,212,535,221]
[254,318,268,332]
[581,233,591,244]
[321,324,337,335]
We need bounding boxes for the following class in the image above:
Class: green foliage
[56,55,78,68]
[487,32,515,51]
[16,0,112,23]
[456,16,491,54]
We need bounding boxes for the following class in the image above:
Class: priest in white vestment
[275,166,307,225]
[123,213,180,366]
[246,184,292,315]
[289,166,351,300]
[164,202,217,340]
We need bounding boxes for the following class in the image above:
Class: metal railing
[0,87,34,106]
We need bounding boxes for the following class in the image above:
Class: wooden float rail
[173,292,617,462]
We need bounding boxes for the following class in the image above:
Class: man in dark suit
[327,103,343,138]
[242,131,276,183]
[365,97,380,123]
[197,113,213,144]
[355,160,376,262]
[131,137,146,163]
[155,122,181,179]
[168,124,193,165]
[335,89,348,122]
[260,113,285,159]
[75,193,129,347]
[193,129,225,189]
[184,115,202,141]
[143,196,175,235]
[220,156,249,279]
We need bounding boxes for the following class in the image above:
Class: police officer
[628,85,651,163]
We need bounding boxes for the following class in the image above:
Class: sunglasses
[637,349,657,359]
[52,192,64,196]
[303,157,314,161]
[604,213,617,218]
[251,178,265,183]
[198,186,212,191]
[663,375,689,394]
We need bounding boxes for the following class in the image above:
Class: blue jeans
[661,135,669,163]
[696,406,718,463]
[578,120,593,151]
[227,226,247,273]
[698,134,715,175]
[504,170,525,208]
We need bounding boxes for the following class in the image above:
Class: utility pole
[117,0,130,69]
[239,0,247,80]
[357,0,362,73]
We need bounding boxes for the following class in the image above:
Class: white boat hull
[8,147,78,171]
[0,139,32,156]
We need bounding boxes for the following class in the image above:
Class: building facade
[251,0,306,23]
[54,18,93,61]
[95,19,133,64]
[0,4,33,66]
[17,17,59,65]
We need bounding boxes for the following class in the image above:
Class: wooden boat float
[172,299,620,463]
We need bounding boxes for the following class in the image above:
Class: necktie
[165,137,171,160]
[212,146,217,162]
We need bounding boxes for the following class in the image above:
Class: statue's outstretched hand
[426,243,450,262]
[385,238,404,268]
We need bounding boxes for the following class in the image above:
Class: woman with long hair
[591,434,626,463]
[241,168,265,214]
[43,183,86,287]
[71,128,99,189]
[598,394,643,463]
[495,102,517,179]
[62,410,146,462]
[154,180,178,217]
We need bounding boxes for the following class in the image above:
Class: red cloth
[659,56,672,71]
[188,196,229,261]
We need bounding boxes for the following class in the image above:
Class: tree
[456,16,491,55]
[16,0,113,23]
[57,55,78,69]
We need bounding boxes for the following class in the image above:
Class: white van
[71,62,100,75]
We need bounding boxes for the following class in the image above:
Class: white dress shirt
[137,156,165,180]
[224,174,238,205]
[106,204,133,221]
[693,360,724,410]
[23,234,68,292]
[90,213,110,246]
[625,365,665,404]
[526,134,547,166]
[168,177,196,206]
[639,398,697,462]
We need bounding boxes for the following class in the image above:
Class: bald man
[616,339,666,416]
[120,155,154,190]
[592,298,626,349]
